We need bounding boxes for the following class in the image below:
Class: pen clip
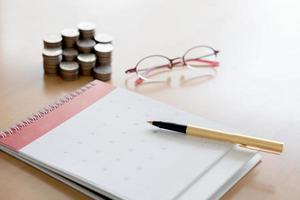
[239,144,280,155]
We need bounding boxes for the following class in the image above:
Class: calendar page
[19,87,233,200]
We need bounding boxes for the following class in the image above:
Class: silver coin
[93,65,111,74]
[43,64,58,69]
[94,33,113,43]
[44,34,62,43]
[96,52,112,57]
[98,57,111,62]
[80,31,95,36]
[60,72,79,81]
[42,48,62,57]
[76,39,96,48]
[80,30,95,34]
[98,62,112,67]
[96,54,112,58]
[77,54,96,63]
[43,55,62,61]
[97,56,111,60]
[80,63,95,69]
[94,72,111,81]
[63,48,78,57]
[78,22,96,31]
[59,61,79,71]
[81,70,93,76]
[43,58,61,65]
[97,57,111,63]
[44,67,58,75]
[94,43,113,53]
[63,40,77,48]
[61,28,79,38]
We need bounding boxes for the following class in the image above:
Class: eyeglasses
[125,45,219,86]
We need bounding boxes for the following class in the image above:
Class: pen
[147,121,284,154]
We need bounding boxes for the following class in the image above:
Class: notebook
[0,80,261,200]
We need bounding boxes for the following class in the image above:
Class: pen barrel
[186,125,283,153]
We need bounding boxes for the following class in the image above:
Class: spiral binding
[0,81,97,138]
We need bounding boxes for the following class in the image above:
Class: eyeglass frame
[125,45,220,85]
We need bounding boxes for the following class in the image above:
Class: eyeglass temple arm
[130,60,219,85]
[185,58,219,66]
[125,65,168,85]
[125,57,218,74]
[135,59,219,85]
[135,64,170,85]
[134,64,171,85]
[125,68,136,73]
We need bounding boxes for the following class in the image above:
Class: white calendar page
[20,88,234,200]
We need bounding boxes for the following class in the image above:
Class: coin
[94,43,113,66]
[94,43,113,53]
[77,39,96,53]
[96,54,112,65]
[94,65,111,74]
[61,28,80,38]
[77,53,96,63]
[42,48,62,73]
[80,32,95,40]
[93,65,112,81]
[42,48,62,57]
[59,62,79,81]
[76,39,96,48]
[94,33,113,44]
[77,54,96,76]
[96,53,112,58]
[80,66,94,76]
[80,68,94,76]
[43,56,62,66]
[61,28,79,48]
[44,34,62,43]
[97,59,111,66]
[64,40,77,48]
[43,34,62,48]
[42,22,114,80]
[62,48,78,61]
[44,65,58,75]
[61,72,79,81]
[59,61,79,71]
[78,22,96,39]
[78,22,96,31]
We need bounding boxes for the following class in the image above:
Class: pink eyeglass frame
[125,45,220,85]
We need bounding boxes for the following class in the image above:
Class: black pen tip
[147,121,153,125]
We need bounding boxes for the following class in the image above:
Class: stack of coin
[77,54,96,76]
[42,48,62,75]
[59,62,79,81]
[78,22,96,39]
[61,28,79,48]
[76,39,96,53]
[43,34,62,48]
[62,48,78,61]
[42,22,114,81]
[94,33,113,44]
[94,43,113,66]
[93,65,112,81]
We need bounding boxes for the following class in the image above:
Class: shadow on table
[42,74,93,95]
[124,70,216,93]
[0,152,88,200]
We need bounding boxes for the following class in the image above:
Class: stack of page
[0,80,260,200]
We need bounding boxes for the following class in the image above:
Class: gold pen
[147,121,284,154]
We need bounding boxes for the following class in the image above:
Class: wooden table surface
[0,0,299,199]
